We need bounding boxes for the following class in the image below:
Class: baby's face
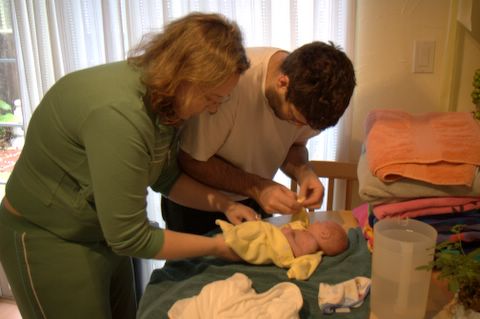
[281,226,319,257]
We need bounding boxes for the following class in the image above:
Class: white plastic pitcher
[370,219,437,319]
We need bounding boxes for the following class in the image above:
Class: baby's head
[281,220,349,258]
[307,220,348,256]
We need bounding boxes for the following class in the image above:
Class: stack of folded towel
[356,109,480,252]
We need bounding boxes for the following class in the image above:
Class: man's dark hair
[281,41,356,130]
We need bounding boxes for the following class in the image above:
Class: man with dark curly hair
[162,41,356,235]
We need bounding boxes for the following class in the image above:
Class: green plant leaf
[0,100,13,112]
[0,113,15,122]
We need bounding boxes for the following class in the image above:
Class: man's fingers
[271,201,302,215]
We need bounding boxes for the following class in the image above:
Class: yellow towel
[290,207,310,225]
[216,219,323,280]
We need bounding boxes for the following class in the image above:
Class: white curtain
[10,0,355,276]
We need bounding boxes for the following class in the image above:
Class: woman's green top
[6,61,180,258]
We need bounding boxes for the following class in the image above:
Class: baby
[216,215,349,280]
[281,220,348,258]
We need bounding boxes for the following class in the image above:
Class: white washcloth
[168,272,303,319]
[318,276,371,314]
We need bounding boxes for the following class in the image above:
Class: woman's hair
[128,12,250,124]
[281,41,356,130]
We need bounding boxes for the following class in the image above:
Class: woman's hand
[213,234,242,261]
[224,202,260,225]
[155,230,242,261]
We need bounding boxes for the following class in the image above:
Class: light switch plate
[413,40,435,73]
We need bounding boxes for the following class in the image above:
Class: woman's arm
[154,230,239,260]
[167,173,259,224]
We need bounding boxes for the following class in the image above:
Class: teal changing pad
[137,227,371,319]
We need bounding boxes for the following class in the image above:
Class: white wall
[348,0,480,208]
[350,0,479,160]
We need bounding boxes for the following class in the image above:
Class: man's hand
[297,170,324,209]
[252,180,303,214]
[224,202,260,225]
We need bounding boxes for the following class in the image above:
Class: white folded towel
[168,272,303,319]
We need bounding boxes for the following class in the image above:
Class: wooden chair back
[291,160,358,211]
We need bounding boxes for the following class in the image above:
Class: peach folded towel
[365,110,480,186]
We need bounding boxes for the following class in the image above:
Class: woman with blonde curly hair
[0,12,252,319]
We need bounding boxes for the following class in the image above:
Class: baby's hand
[281,224,293,235]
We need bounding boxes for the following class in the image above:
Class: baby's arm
[281,226,302,257]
